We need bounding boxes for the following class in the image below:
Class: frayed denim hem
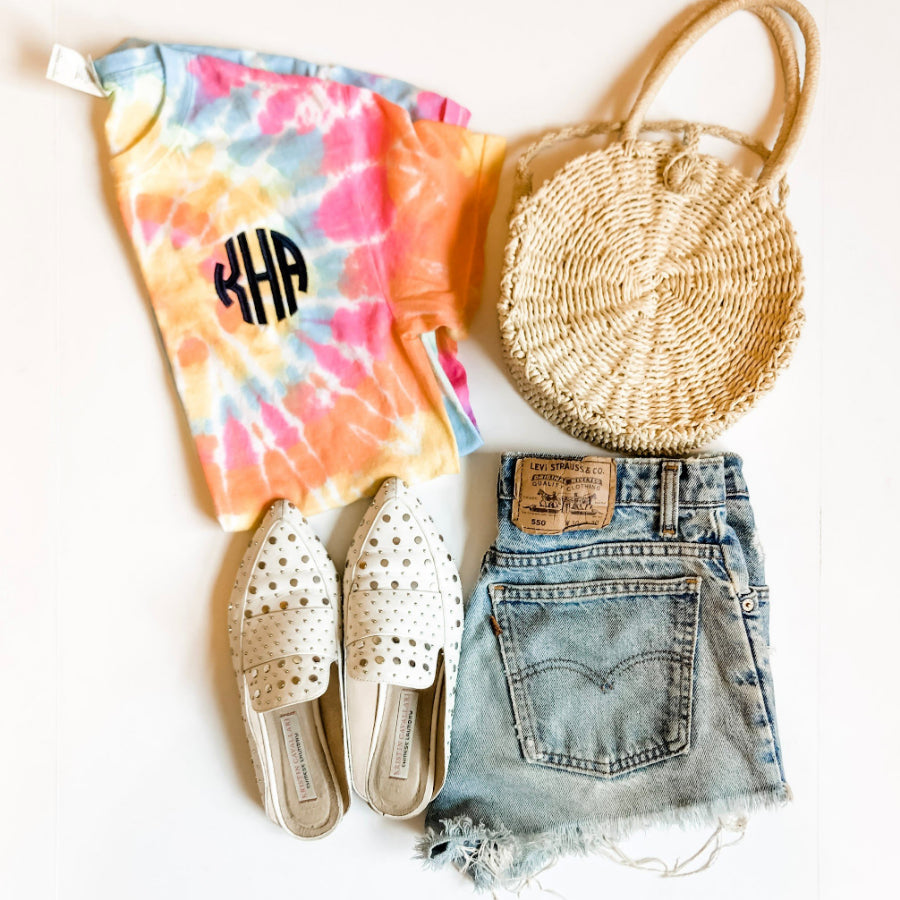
[418,784,791,891]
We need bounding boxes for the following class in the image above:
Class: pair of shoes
[227,479,462,839]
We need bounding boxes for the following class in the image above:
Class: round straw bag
[499,0,820,454]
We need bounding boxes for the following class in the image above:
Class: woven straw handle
[622,0,820,188]
[513,1,805,202]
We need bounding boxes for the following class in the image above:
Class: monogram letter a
[272,231,308,318]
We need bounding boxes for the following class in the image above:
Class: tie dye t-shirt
[93,43,504,530]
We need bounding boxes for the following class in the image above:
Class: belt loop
[659,460,682,538]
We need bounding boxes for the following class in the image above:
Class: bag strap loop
[513,119,779,205]
[512,0,806,204]
[621,0,819,189]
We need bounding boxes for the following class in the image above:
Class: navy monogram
[214,228,308,325]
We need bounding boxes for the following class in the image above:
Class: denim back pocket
[491,576,701,778]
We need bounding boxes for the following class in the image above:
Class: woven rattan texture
[500,138,804,455]
[498,0,818,455]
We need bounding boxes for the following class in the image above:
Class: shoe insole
[263,697,342,838]
[366,663,443,818]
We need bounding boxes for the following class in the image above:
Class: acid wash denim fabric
[420,453,789,890]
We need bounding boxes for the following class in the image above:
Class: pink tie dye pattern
[97,45,504,529]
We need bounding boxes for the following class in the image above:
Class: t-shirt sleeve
[382,119,505,341]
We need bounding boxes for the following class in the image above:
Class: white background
[1,0,897,897]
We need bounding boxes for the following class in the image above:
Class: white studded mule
[343,478,463,818]
[228,500,349,839]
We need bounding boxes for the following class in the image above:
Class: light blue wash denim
[421,452,789,889]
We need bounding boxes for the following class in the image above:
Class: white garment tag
[389,689,419,780]
[279,713,318,802]
[46,44,108,97]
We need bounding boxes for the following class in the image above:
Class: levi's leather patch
[512,456,616,535]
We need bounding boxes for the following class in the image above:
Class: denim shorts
[420,452,789,889]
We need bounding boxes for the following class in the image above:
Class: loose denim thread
[421,815,745,893]
[597,815,747,877]
[482,817,746,897]
[419,786,787,892]
[490,867,569,900]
